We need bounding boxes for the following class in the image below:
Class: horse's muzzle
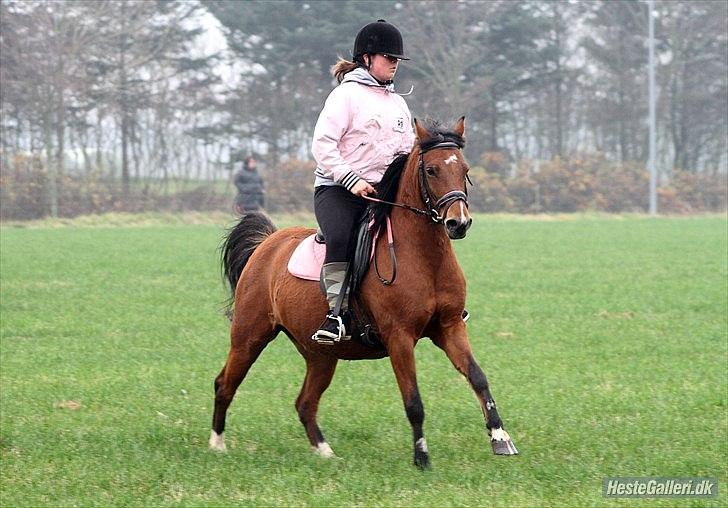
[446,216,472,239]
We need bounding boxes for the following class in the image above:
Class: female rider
[310,19,415,343]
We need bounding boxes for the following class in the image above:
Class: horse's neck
[393,207,450,246]
[391,171,455,269]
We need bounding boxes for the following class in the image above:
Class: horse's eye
[425,166,437,176]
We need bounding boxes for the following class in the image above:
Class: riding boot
[312,262,352,344]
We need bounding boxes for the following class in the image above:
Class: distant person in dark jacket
[234,155,265,213]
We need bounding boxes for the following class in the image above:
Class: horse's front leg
[388,339,431,470]
[432,322,518,455]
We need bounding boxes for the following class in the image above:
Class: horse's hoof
[490,427,518,455]
[414,438,432,470]
[312,442,336,459]
[209,430,227,452]
[491,439,518,455]
[414,453,432,470]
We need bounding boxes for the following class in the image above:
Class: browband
[420,141,462,153]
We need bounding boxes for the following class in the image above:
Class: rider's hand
[350,179,376,197]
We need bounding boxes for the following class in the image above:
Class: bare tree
[660,0,727,173]
[1,0,104,216]
[87,0,209,196]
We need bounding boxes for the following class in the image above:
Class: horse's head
[415,117,472,239]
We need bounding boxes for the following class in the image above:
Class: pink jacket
[312,68,415,190]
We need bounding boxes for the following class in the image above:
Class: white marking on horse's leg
[490,427,511,442]
[312,441,336,458]
[416,437,429,454]
[209,430,227,452]
[444,154,458,165]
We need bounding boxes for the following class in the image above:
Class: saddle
[287,232,326,282]
[287,208,383,347]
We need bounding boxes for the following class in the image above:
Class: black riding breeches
[314,185,368,264]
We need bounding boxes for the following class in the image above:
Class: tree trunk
[553,3,564,158]
[617,30,628,163]
[672,63,689,171]
[55,96,65,193]
[121,108,130,197]
[119,0,130,199]
[131,119,141,181]
[489,94,499,151]
[95,113,104,174]
[43,113,58,218]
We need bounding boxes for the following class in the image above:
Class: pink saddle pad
[288,234,326,281]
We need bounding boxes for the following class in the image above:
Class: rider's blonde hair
[331,57,360,83]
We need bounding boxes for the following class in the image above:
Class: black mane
[370,120,465,238]
[370,152,408,237]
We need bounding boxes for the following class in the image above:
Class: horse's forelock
[418,119,466,151]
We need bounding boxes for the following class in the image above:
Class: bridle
[417,141,470,223]
[362,140,472,285]
[363,140,471,224]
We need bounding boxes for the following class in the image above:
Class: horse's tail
[220,212,277,307]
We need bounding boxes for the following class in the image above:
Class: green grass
[1,214,726,507]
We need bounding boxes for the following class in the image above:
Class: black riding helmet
[353,19,409,61]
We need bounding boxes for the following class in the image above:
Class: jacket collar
[342,67,395,92]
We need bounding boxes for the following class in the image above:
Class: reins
[372,215,397,285]
[362,141,471,285]
[362,194,430,217]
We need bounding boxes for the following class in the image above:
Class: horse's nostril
[466,218,473,230]
[446,219,458,230]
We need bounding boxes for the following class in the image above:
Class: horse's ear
[414,118,431,142]
[453,116,465,137]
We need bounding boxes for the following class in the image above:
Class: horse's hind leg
[210,319,276,452]
[432,323,518,456]
[295,356,338,458]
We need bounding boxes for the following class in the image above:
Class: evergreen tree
[581,0,648,163]
[87,0,212,195]
[204,0,401,162]
[660,0,727,172]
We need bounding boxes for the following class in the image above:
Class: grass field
[1,214,726,507]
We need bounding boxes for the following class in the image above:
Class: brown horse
[210,118,517,469]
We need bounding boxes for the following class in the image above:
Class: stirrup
[311,314,349,345]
